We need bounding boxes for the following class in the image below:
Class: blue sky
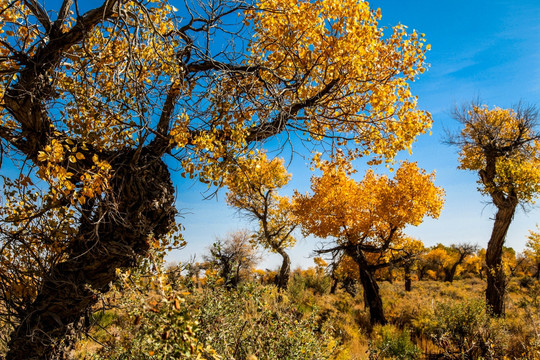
[168,0,540,269]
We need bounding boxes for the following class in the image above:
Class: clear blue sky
[168,0,540,269]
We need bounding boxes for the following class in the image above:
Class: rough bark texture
[351,252,386,325]
[479,150,519,316]
[6,151,176,359]
[485,203,516,316]
[276,248,291,290]
[358,266,386,325]
[404,262,412,292]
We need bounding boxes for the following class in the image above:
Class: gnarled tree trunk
[485,202,516,316]
[6,151,176,359]
[351,251,386,325]
[276,248,291,290]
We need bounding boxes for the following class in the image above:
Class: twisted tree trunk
[350,251,386,325]
[6,151,176,359]
[485,203,516,316]
[276,248,291,290]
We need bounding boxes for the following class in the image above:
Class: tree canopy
[225,152,296,289]
[293,160,444,324]
[0,0,431,357]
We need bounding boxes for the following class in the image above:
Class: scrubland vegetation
[67,241,540,360]
[1,0,540,358]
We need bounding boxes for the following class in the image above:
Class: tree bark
[404,262,412,292]
[485,202,516,316]
[350,252,386,325]
[330,278,338,294]
[358,266,386,325]
[6,151,176,359]
[444,263,460,282]
[276,248,291,290]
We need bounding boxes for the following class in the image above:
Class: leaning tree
[0,0,430,357]
[448,102,540,315]
[225,153,297,290]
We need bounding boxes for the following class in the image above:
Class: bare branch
[23,0,52,33]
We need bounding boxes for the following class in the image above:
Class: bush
[369,324,420,360]
[77,271,219,360]
[427,299,508,359]
[192,281,339,360]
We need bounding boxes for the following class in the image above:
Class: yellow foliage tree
[225,153,296,289]
[448,102,540,315]
[526,226,540,279]
[0,0,430,356]
[293,161,443,324]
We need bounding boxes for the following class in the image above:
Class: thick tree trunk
[349,251,385,325]
[6,151,176,359]
[276,248,291,290]
[485,203,516,316]
[358,265,386,325]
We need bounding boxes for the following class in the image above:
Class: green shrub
[192,281,339,360]
[369,324,420,360]
[427,299,508,359]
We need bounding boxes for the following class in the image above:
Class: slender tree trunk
[343,277,357,297]
[330,278,338,294]
[417,266,426,281]
[404,262,412,291]
[485,203,516,316]
[6,152,176,359]
[329,266,338,294]
[276,248,291,290]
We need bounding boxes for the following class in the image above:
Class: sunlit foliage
[293,160,444,324]
[0,0,431,356]
[225,153,296,288]
[449,102,540,316]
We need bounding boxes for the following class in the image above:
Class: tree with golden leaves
[293,161,444,325]
[437,243,478,283]
[0,0,430,356]
[526,226,540,280]
[225,153,296,289]
[448,102,540,316]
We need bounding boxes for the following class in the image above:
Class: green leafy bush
[427,299,508,359]
[369,324,420,360]
[192,281,338,360]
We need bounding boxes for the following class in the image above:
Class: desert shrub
[368,324,420,360]
[427,299,508,359]
[506,281,540,359]
[191,281,339,360]
[74,268,219,360]
[289,268,331,296]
